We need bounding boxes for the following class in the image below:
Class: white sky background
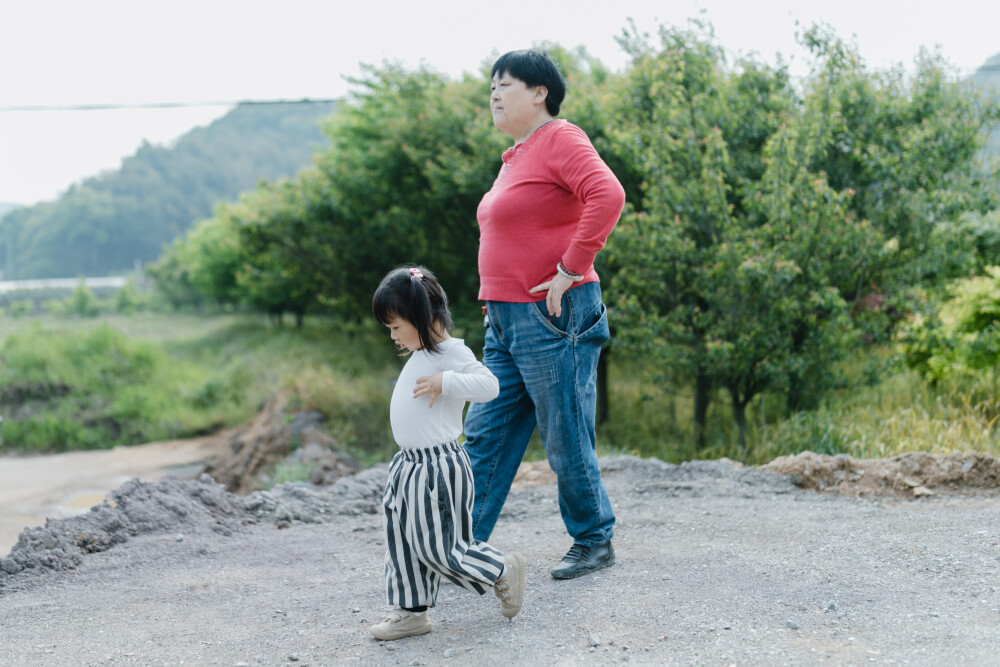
[1,0,998,206]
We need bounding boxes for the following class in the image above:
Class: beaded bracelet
[557,262,585,282]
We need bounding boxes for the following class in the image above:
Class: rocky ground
[1,450,998,666]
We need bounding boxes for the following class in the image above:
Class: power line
[2,62,998,114]
[0,98,339,113]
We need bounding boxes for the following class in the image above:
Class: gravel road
[1,455,998,666]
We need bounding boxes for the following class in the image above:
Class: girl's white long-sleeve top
[389,337,499,449]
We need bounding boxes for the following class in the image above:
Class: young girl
[369,266,525,641]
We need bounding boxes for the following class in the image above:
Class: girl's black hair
[372,265,453,355]
[491,49,566,116]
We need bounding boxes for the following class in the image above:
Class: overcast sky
[1,0,998,206]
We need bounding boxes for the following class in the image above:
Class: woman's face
[490,71,545,137]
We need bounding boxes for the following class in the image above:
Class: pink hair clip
[409,268,424,280]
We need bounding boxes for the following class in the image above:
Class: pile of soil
[0,465,389,587]
[202,393,359,494]
[766,450,1000,498]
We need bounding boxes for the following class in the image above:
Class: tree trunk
[786,372,802,414]
[693,371,711,453]
[729,387,748,455]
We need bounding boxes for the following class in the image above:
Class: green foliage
[599,349,1000,464]
[607,22,860,451]
[149,66,505,323]
[0,324,162,449]
[307,63,508,320]
[0,102,334,280]
[606,22,997,452]
[68,279,100,317]
[114,278,145,314]
[178,214,244,306]
[285,364,394,464]
[970,51,1000,181]
[902,267,1000,386]
[751,375,1000,462]
[2,309,996,463]
[800,26,999,291]
[263,461,315,489]
[936,210,1000,272]
[145,237,209,310]
[0,320,251,452]
[225,177,328,324]
[135,28,998,460]
[8,299,34,317]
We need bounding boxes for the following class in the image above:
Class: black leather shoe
[550,541,615,579]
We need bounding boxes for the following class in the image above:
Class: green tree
[607,21,802,451]
[799,25,999,296]
[145,237,207,310]
[226,178,328,326]
[307,63,507,322]
[606,21,993,453]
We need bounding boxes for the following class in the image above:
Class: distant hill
[0,203,20,221]
[971,52,1000,159]
[0,101,335,279]
[970,52,1000,91]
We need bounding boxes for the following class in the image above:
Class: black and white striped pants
[382,441,505,608]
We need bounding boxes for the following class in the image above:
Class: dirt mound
[0,467,388,592]
[202,393,359,494]
[766,450,1000,497]
[0,475,247,583]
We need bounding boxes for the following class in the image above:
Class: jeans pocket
[531,299,572,337]
[577,302,610,345]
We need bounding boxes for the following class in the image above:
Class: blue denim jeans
[464,281,616,547]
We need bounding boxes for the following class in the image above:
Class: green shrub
[285,365,394,465]
[68,279,100,317]
[264,461,315,489]
[40,298,68,316]
[9,300,35,317]
[115,279,145,314]
[902,267,1000,386]
[0,323,207,451]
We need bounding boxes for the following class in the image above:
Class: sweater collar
[501,119,561,164]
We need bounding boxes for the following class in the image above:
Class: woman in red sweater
[464,49,625,580]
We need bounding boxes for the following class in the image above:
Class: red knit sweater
[476,120,626,302]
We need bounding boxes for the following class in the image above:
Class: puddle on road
[61,492,117,511]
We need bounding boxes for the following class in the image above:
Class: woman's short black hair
[372,265,453,355]
[491,49,566,117]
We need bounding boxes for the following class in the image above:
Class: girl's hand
[414,373,444,407]
[529,272,574,317]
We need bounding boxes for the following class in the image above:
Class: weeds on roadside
[598,351,1000,464]
[2,314,997,463]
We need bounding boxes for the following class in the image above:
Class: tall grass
[753,375,1000,463]
[599,350,1000,464]
[0,314,401,456]
[2,313,996,463]
[0,321,238,450]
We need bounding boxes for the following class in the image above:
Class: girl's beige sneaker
[369,609,432,640]
[493,552,526,618]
